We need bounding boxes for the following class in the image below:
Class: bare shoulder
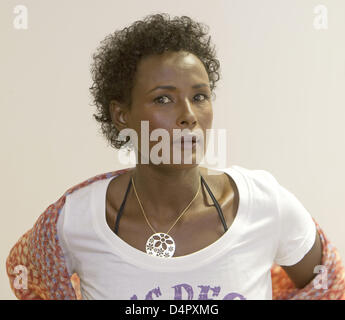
[106,168,134,211]
[105,169,134,230]
[199,167,239,211]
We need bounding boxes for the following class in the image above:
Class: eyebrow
[146,83,210,94]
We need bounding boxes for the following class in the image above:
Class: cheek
[131,112,173,145]
[199,108,213,128]
[208,110,214,126]
[130,104,213,139]
[129,107,162,132]
[145,112,174,135]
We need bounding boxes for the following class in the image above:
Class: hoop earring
[116,133,134,151]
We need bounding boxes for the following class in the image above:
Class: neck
[131,164,202,223]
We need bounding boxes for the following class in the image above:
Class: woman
[6,13,345,300]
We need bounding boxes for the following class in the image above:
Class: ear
[109,100,129,132]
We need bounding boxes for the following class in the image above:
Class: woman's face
[112,50,213,166]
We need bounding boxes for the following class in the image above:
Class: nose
[176,99,197,129]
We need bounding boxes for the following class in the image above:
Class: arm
[281,228,323,289]
[6,198,77,300]
[6,168,144,300]
[271,218,345,300]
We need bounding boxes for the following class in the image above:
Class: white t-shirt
[57,165,316,300]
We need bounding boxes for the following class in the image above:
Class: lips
[173,134,199,144]
[180,137,196,144]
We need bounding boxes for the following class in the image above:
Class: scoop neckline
[91,166,251,272]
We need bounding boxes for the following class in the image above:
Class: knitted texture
[6,168,345,300]
[6,168,128,300]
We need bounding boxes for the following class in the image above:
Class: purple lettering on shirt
[145,286,162,300]
[223,292,246,300]
[197,285,221,300]
[172,283,194,300]
[131,283,246,300]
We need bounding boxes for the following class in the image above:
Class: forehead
[133,51,209,91]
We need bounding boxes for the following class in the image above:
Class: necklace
[131,174,201,258]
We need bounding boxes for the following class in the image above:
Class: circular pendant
[146,232,175,258]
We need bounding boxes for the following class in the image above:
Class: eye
[154,95,172,105]
[194,93,210,103]
[153,94,210,105]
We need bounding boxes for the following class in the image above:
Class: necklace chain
[131,175,201,235]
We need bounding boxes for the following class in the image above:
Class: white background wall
[1,0,344,299]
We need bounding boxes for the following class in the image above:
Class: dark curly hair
[89,13,221,149]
